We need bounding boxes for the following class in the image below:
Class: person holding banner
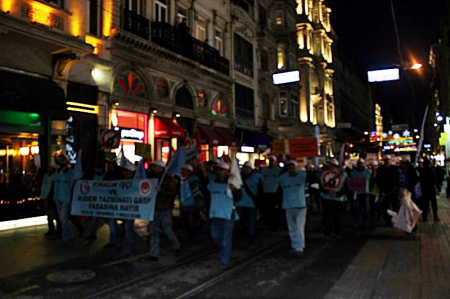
[350,159,372,228]
[279,160,308,256]
[320,158,348,240]
[261,156,282,233]
[237,161,263,249]
[52,154,75,246]
[204,161,242,265]
[148,160,180,261]
[180,164,203,238]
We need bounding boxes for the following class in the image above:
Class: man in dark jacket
[148,160,180,261]
[418,159,440,221]
[376,155,399,226]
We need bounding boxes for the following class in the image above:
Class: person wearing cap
[180,164,204,237]
[204,161,242,264]
[376,155,399,226]
[261,155,282,232]
[148,160,180,261]
[350,159,372,228]
[52,153,75,246]
[41,163,61,238]
[237,161,263,249]
[279,160,308,256]
[320,158,348,240]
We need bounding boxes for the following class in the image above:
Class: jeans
[322,199,343,237]
[210,218,234,264]
[124,220,139,252]
[237,207,256,244]
[149,211,180,257]
[108,218,118,244]
[352,194,371,224]
[262,192,280,232]
[56,201,74,241]
[285,208,307,251]
[181,210,198,237]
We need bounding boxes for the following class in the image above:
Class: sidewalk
[325,195,450,299]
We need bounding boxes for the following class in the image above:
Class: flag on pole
[119,145,128,167]
[72,149,83,188]
[414,105,429,166]
[134,159,147,179]
[228,157,243,189]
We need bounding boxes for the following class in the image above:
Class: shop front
[153,116,185,163]
[194,125,240,162]
[112,109,148,164]
[0,69,67,221]
[234,128,273,166]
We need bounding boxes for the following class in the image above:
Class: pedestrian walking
[261,156,282,232]
[180,164,203,238]
[148,160,180,261]
[376,155,399,226]
[279,160,308,256]
[41,162,61,238]
[205,162,242,264]
[418,159,440,221]
[350,159,372,228]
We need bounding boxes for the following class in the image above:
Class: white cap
[328,158,339,166]
[123,163,136,172]
[213,158,221,164]
[182,164,193,172]
[243,161,252,168]
[384,154,392,160]
[150,160,166,168]
[216,162,230,170]
[371,160,379,166]
[357,158,365,163]
[287,160,298,167]
[268,155,277,162]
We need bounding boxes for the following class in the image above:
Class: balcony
[236,108,255,126]
[123,8,149,39]
[234,56,253,77]
[151,22,229,75]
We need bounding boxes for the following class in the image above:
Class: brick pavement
[325,195,450,299]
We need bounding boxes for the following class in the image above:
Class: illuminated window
[196,17,206,42]
[275,2,284,25]
[154,0,168,23]
[277,46,285,70]
[279,91,288,117]
[212,99,227,117]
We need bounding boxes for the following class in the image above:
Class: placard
[272,139,289,155]
[288,138,318,158]
[135,143,151,159]
[71,179,158,221]
[347,177,367,193]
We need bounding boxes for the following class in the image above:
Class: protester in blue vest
[279,160,308,256]
[180,164,203,238]
[86,164,105,241]
[121,162,140,256]
[261,155,282,232]
[52,154,74,246]
[102,161,123,248]
[237,161,263,249]
[320,158,348,240]
[41,162,61,238]
[350,159,372,228]
[204,161,242,264]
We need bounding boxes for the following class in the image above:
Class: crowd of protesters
[39,153,446,264]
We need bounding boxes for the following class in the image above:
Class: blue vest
[262,167,281,193]
[280,171,307,209]
[181,175,202,207]
[237,173,262,208]
[208,181,239,221]
[40,173,54,200]
[207,172,216,184]
[52,168,74,203]
[320,171,347,202]
[350,168,372,194]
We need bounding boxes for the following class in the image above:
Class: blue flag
[165,148,187,178]
[134,159,147,179]
[180,179,193,203]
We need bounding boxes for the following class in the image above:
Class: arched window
[175,87,193,109]
[211,98,227,117]
[114,72,146,97]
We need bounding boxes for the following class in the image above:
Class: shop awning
[215,127,241,147]
[0,70,67,119]
[196,125,223,146]
[0,110,44,134]
[235,128,273,150]
[154,117,185,139]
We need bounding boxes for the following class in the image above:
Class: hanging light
[19,147,30,156]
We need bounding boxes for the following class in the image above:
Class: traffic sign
[101,129,120,149]
[321,170,344,191]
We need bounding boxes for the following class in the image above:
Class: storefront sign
[135,143,151,159]
[119,127,145,141]
[347,177,367,193]
[288,138,318,158]
[71,179,158,221]
[241,146,255,153]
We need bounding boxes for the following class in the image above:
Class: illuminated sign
[119,128,145,141]
[367,68,400,83]
[424,144,431,149]
[272,70,300,85]
[241,146,255,153]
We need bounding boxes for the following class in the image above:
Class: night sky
[328,0,448,129]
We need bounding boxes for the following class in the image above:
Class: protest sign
[288,138,318,158]
[347,177,367,193]
[272,139,289,155]
[135,143,151,159]
[71,179,158,221]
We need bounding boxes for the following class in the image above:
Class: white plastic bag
[392,189,422,233]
